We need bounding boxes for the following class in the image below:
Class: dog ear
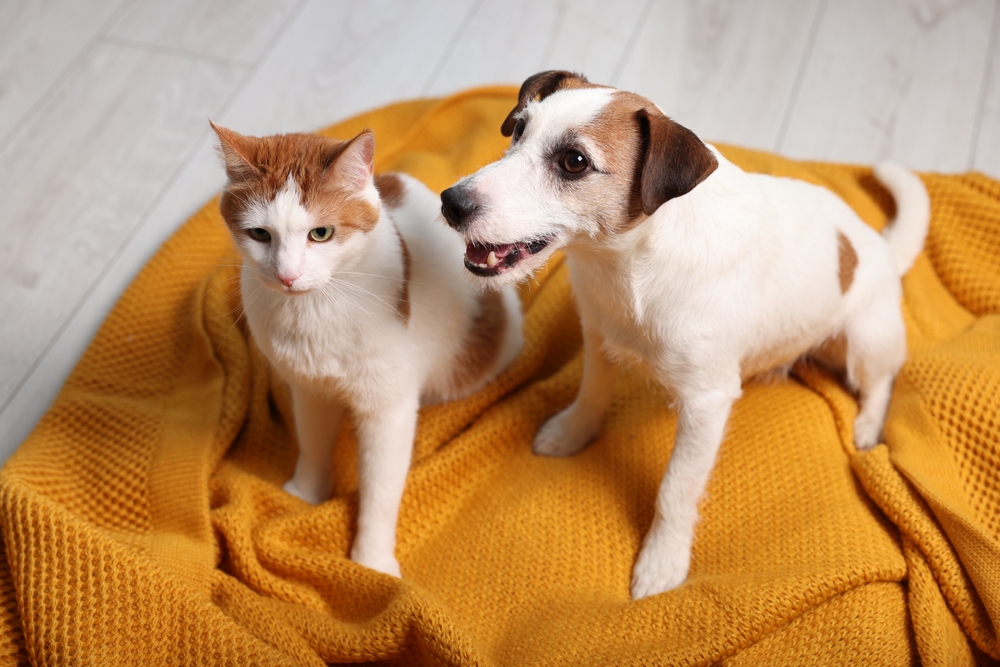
[635,109,718,215]
[501,70,588,137]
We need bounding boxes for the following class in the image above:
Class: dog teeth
[486,251,498,268]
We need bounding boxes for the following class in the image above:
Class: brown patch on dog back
[375,172,406,209]
[450,290,507,392]
[393,225,411,325]
[838,231,858,294]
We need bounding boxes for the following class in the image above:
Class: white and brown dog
[440,71,930,599]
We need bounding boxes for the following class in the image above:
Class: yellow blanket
[2,87,999,666]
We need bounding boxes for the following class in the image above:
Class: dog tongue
[466,242,516,264]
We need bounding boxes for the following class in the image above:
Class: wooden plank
[0,0,124,146]
[221,0,477,136]
[106,0,298,65]
[972,4,1000,178]
[0,42,245,435]
[779,0,995,172]
[615,0,822,151]
[425,0,650,96]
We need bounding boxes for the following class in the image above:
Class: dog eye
[248,228,271,242]
[512,119,525,143]
[560,151,588,174]
[308,226,334,242]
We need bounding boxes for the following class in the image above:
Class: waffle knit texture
[1,87,999,666]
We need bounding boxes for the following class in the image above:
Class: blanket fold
[1,87,998,666]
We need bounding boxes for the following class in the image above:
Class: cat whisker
[317,283,374,328]
[331,270,471,295]
[320,283,388,322]
[216,283,260,347]
[327,278,401,313]
[189,272,244,319]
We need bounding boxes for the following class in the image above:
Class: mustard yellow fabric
[1,87,999,666]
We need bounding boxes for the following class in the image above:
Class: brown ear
[635,109,718,215]
[326,129,375,190]
[209,120,260,182]
[501,70,589,136]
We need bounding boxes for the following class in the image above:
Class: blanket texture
[1,87,999,666]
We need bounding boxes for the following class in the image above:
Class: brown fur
[635,108,718,217]
[577,92,646,233]
[450,290,507,391]
[574,91,718,233]
[837,231,858,294]
[212,123,379,236]
[375,173,406,209]
[395,226,411,325]
[501,70,608,137]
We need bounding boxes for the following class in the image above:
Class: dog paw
[629,527,690,599]
[532,408,599,457]
[282,478,329,505]
[853,413,882,451]
[350,547,402,578]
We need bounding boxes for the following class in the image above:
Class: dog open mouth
[464,237,553,276]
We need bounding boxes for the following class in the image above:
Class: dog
[440,71,930,599]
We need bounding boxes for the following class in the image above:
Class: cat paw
[630,526,690,599]
[350,547,402,578]
[282,478,329,506]
[532,408,599,457]
[853,413,883,451]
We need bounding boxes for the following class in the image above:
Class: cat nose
[277,271,300,288]
[441,185,479,230]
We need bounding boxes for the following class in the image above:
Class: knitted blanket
[1,87,998,666]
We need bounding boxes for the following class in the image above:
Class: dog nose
[441,186,478,230]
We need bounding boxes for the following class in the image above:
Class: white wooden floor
[1,0,998,463]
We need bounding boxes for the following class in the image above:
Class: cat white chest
[240,268,404,392]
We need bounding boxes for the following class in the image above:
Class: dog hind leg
[844,299,907,450]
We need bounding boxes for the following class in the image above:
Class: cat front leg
[349,390,420,578]
[284,384,343,505]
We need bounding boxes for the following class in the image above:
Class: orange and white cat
[211,123,524,577]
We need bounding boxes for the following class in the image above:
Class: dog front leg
[534,325,620,457]
[631,382,739,599]
[349,392,420,578]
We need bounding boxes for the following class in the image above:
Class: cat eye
[248,228,271,242]
[512,118,525,143]
[560,150,589,174]
[309,226,334,242]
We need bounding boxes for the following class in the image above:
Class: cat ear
[327,130,375,191]
[209,120,260,182]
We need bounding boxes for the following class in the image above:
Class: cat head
[210,122,381,294]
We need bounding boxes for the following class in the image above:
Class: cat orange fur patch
[394,225,411,325]
[375,173,406,209]
[213,124,379,235]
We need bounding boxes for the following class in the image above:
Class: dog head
[441,70,718,286]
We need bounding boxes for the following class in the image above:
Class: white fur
[233,169,523,578]
[448,89,930,599]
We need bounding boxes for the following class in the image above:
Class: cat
[210,123,524,577]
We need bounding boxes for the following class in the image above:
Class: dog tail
[873,162,930,276]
